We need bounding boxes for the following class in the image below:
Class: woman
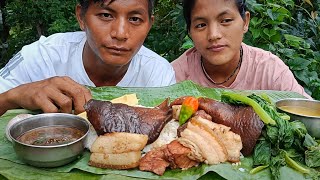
[171,0,311,99]
[0,0,175,116]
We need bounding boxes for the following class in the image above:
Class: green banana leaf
[0,81,311,180]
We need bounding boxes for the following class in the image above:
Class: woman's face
[77,0,153,66]
[189,0,249,66]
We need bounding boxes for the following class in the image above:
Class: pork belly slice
[90,132,148,154]
[140,116,243,175]
[193,117,242,162]
[180,122,227,164]
[88,132,148,169]
[198,97,263,155]
[139,140,199,175]
[89,151,141,169]
[84,98,172,144]
[171,97,263,156]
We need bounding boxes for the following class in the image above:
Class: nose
[110,18,129,41]
[207,23,222,41]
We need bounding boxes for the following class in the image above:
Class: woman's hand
[0,76,92,115]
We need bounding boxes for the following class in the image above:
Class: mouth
[207,45,226,52]
[106,46,131,54]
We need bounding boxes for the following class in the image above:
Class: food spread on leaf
[7,93,320,179]
[82,92,320,179]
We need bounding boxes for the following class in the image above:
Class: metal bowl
[276,98,320,138]
[8,113,89,167]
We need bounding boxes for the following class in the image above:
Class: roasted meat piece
[171,97,264,155]
[140,116,242,175]
[198,97,264,155]
[84,98,172,144]
[139,140,199,175]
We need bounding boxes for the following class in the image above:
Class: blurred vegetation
[0,0,319,99]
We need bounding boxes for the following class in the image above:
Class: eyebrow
[99,3,147,15]
[129,9,148,15]
[100,3,115,13]
[192,10,233,22]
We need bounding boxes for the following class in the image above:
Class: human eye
[98,13,113,20]
[195,23,206,29]
[221,18,233,24]
[129,16,143,24]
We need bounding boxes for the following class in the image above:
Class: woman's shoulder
[171,47,199,66]
[242,43,285,66]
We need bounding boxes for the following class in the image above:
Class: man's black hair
[183,0,247,31]
[78,0,154,18]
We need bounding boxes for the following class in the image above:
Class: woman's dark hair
[78,0,154,18]
[183,0,247,30]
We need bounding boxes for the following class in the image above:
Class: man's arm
[0,76,92,116]
[0,91,19,116]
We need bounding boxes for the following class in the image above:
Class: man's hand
[1,76,92,115]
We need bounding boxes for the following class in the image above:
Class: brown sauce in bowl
[17,126,84,146]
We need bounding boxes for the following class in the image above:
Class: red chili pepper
[179,96,199,125]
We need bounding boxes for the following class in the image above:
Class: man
[0,0,175,116]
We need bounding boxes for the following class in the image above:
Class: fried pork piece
[179,117,242,165]
[84,98,172,144]
[171,96,263,156]
[139,146,170,175]
[139,140,199,175]
[198,97,263,155]
[89,151,141,169]
[164,140,199,169]
[89,132,148,169]
[90,132,148,154]
[180,119,227,164]
[194,110,212,121]
[172,105,182,120]
[140,116,242,175]
[193,117,242,162]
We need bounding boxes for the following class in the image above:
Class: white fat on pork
[77,112,98,150]
[181,124,227,164]
[180,116,242,165]
[89,132,148,169]
[177,137,205,162]
[195,117,242,162]
[143,120,180,153]
[172,105,182,120]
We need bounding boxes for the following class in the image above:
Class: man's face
[77,0,153,66]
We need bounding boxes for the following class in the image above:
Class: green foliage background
[0,0,319,99]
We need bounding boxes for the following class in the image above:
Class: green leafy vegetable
[221,92,276,125]
[0,81,318,180]
[250,165,269,174]
[305,146,320,168]
[291,121,308,139]
[222,92,320,179]
[304,134,320,168]
[283,150,310,174]
[253,139,271,166]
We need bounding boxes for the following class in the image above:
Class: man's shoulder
[19,32,86,67]
[135,46,170,65]
[37,31,86,46]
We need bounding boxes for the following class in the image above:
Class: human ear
[150,15,155,25]
[243,11,250,33]
[76,4,85,31]
[146,15,155,33]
